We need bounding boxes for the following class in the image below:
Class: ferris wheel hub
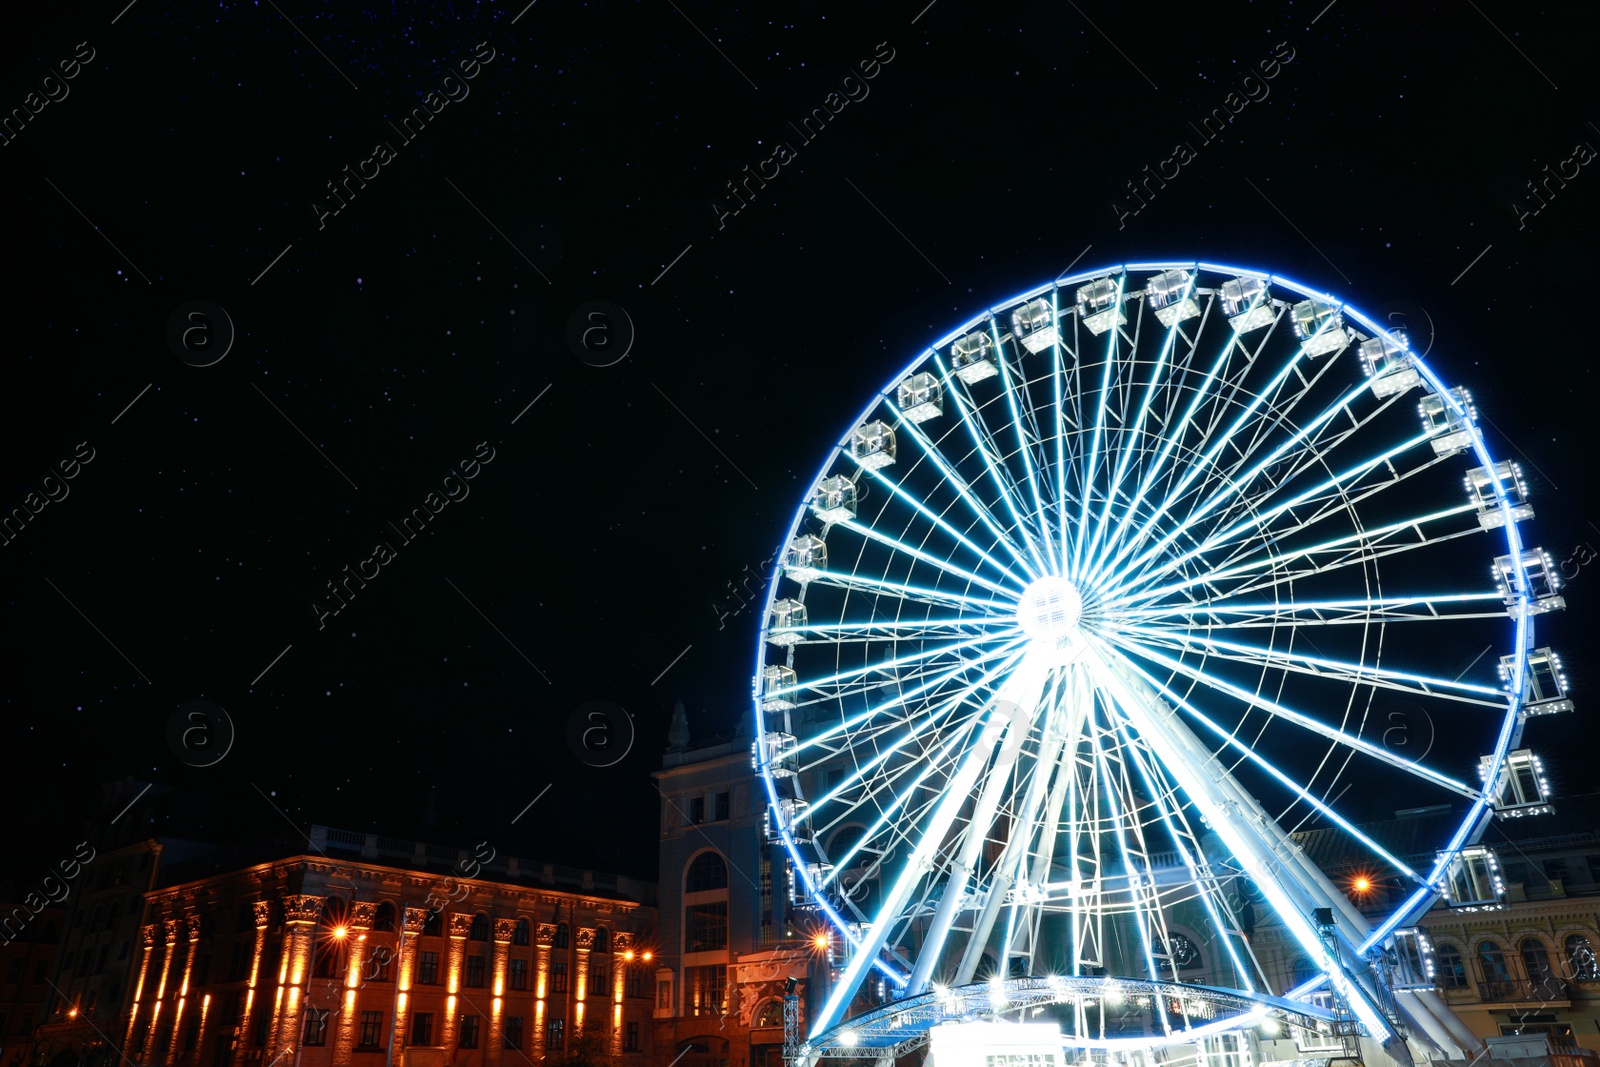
[1016,575,1084,645]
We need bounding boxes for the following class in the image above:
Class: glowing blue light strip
[1120,591,1503,622]
[1071,276,1127,582]
[835,518,1021,599]
[1122,503,1481,607]
[1107,643,1428,883]
[992,317,1057,570]
[1109,430,1437,600]
[1082,320,1181,578]
[1116,625,1506,700]
[857,461,1031,590]
[890,407,1042,581]
[806,570,1016,615]
[1124,640,1479,797]
[935,354,1050,575]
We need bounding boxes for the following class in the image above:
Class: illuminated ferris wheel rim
[748,259,1554,1027]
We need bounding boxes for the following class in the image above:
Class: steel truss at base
[800,975,1336,1064]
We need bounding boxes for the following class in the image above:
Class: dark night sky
[0,1,1596,883]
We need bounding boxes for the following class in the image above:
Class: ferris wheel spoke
[1051,298,1073,574]
[1114,623,1508,707]
[1120,591,1507,628]
[1105,708,1261,990]
[1103,646,1432,887]
[1084,314,1275,582]
[1070,278,1129,580]
[856,461,1035,590]
[1197,382,1411,547]
[1111,637,1487,801]
[774,631,1020,708]
[992,320,1060,570]
[935,355,1053,574]
[1106,428,1438,601]
[891,411,1043,581]
[775,616,1016,644]
[784,637,1028,760]
[833,518,1024,598]
[1122,503,1480,610]
[807,570,1016,616]
[1081,320,1186,577]
[1094,319,1335,586]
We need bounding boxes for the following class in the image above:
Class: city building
[652,702,833,1067]
[0,902,65,1067]
[109,825,657,1067]
[1293,795,1600,1056]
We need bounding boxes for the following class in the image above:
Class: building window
[625,1021,640,1052]
[545,1018,565,1050]
[459,1016,480,1049]
[1479,940,1512,997]
[1436,943,1468,988]
[513,919,530,946]
[302,1008,329,1046]
[252,1015,270,1047]
[685,903,729,952]
[189,951,206,984]
[589,958,610,994]
[686,853,729,893]
[470,914,489,942]
[627,968,643,999]
[369,950,392,983]
[685,965,728,1017]
[1566,934,1600,980]
[119,939,131,961]
[754,999,784,1027]
[714,792,729,822]
[465,955,486,988]
[594,927,609,954]
[411,1012,433,1046]
[510,958,528,991]
[556,923,569,949]
[553,960,569,993]
[690,796,705,824]
[657,980,672,1011]
[417,951,440,985]
[229,943,247,982]
[505,1017,524,1052]
[423,912,442,937]
[374,903,395,932]
[358,1011,384,1049]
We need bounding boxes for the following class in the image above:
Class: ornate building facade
[108,828,655,1067]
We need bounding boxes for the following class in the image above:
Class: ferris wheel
[750,262,1574,1060]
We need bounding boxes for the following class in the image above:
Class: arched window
[1567,934,1600,980]
[1523,938,1559,996]
[1435,943,1467,988]
[1290,956,1318,987]
[1166,933,1203,971]
[1521,938,1554,980]
[373,902,395,933]
[686,852,729,893]
[593,927,609,954]
[513,919,530,946]
[470,913,490,942]
[753,999,784,1028]
[555,923,570,949]
[1479,940,1511,995]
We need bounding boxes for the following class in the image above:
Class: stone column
[331,901,377,1067]
[235,902,272,1067]
[443,913,471,1049]
[267,894,324,1065]
[140,919,180,1063]
[575,928,594,1037]
[123,924,158,1051]
[535,924,556,1064]
[163,911,203,1065]
[487,919,516,1067]
[391,907,428,1057]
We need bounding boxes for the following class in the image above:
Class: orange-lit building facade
[118,838,656,1067]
